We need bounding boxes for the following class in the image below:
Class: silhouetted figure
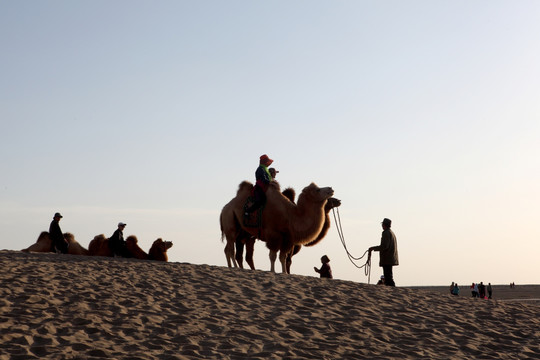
[314,255,333,279]
[109,222,130,257]
[49,212,68,254]
[369,218,399,286]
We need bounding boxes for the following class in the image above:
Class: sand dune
[0,250,538,359]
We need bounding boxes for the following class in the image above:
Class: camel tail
[220,212,225,243]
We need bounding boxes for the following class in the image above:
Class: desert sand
[0,250,538,359]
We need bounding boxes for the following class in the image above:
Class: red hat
[259,154,273,165]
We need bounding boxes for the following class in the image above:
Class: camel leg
[286,253,292,274]
[279,251,288,273]
[269,250,277,272]
[235,237,244,269]
[224,236,237,268]
[245,237,255,270]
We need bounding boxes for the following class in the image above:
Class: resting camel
[22,232,89,255]
[88,235,172,261]
[221,180,334,273]
[148,238,173,261]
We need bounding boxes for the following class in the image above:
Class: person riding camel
[245,154,274,216]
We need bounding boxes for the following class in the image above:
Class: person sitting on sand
[451,283,460,296]
[314,255,333,279]
[109,222,130,257]
[49,212,69,254]
[377,275,385,285]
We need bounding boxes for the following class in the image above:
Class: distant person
[314,255,333,279]
[487,283,493,299]
[471,283,478,298]
[451,283,460,296]
[478,282,486,299]
[49,212,68,254]
[245,154,274,216]
[369,218,398,287]
[109,222,129,257]
[450,282,455,294]
[377,276,385,285]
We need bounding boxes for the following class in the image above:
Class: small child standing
[314,255,333,279]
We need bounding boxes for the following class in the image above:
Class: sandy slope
[0,251,538,359]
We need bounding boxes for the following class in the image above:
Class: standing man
[369,218,399,287]
[49,212,68,254]
[109,222,129,257]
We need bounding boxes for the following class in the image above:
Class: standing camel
[221,181,334,273]
[225,194,341,273]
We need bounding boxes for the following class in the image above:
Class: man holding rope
[369,218,399,287]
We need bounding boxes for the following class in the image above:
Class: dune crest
[0,250,538,359]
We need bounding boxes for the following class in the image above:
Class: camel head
[325,197,341,211]
[298,183,334,205]
[152,238,173,251]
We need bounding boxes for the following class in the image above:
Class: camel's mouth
[330,198,341,207]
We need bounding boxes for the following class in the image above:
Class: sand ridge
[0,251,538,359]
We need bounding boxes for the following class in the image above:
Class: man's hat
[54,212,63,218]
[260,154,273,165]
[382,218,392,226]
[118,222,127,227]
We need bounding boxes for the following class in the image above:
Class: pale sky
[1,1,539,286]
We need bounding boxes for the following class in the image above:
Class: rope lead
[332,208,372,284]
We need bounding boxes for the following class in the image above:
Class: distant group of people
[449,281,493,299]
[48,212,130,257]
[471,282,493,299]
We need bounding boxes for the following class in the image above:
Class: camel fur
[22,232,52,253]
[126,235,149,260]
[88,235,172,262]
[64,233,90,255]
[22,232,89,255]
[227,194,341,273]
[88,234,112,257]
[221,180,334,273]
[148,238,173,261]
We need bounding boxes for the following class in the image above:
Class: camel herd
[22,232,173,262]
[22,180,336,273]
[220,181,339,274]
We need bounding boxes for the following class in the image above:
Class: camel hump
[282,187,296,203]
[237,181,253,195]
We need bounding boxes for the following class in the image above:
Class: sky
[1,1,539,286]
